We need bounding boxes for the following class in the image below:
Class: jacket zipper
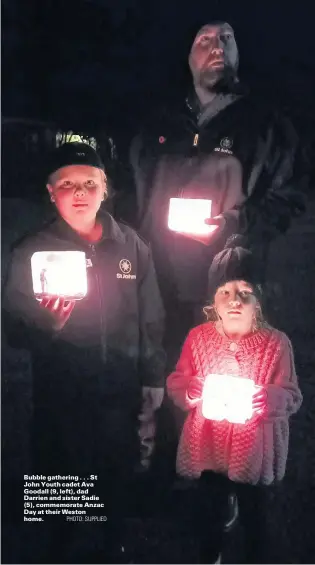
[90,244,107,361]
[178,132,200,199]
[193,133,199,147]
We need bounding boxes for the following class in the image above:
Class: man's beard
[200,64,242,95]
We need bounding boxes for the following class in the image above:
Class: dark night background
[2,0,315,563]
[3,0,315,147]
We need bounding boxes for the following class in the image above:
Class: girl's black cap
[46,142,104,178]
[208,235,263,300]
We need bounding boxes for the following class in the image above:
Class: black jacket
[129,94,306,305]
[2,211,165,404]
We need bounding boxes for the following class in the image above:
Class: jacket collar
[186,89,242,126]
[99,210,126,244]
[49,210,126,247]
[185,90,201,118]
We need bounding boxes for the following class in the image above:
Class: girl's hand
[39,296,76,331]
[187,375,204,400]
[252,386,268,418]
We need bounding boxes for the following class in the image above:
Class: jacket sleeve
[136,240,166,471]
[223,111,306,246]
[2,244,55,349]
[263,334,303,420]
[166,332,204,411]
[137,239,166,388]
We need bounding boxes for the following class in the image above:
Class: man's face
[189,22,239,90]
[47,165,106,227]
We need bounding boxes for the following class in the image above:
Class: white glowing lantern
[168,198,217,235]
[202,374,256,424]
[31,251,88,300]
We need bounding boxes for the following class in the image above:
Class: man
[128,21,306,530]
[129,19,305,377]
[2,142,165,562]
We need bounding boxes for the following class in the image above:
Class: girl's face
[47,165,106,230]
[214,280,259,334]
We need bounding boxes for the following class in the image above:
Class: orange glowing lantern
[202,374,257,424]
[31,251,88,300]
[168,198,217,235]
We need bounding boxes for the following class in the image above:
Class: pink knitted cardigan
[167,322,302,485]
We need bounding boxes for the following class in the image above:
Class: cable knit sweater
[167,322,302,485]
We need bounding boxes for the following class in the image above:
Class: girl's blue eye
[239,291,253,298]
[58,181,73,189]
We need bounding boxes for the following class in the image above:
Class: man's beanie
[46,142,104,179]
[208,235,263,301]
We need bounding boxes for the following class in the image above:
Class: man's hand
[204,215,226,229]
[39,296,76,331]
[179,215,225,245]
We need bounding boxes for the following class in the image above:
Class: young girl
[3,142,165,563]
[166,257,302,564]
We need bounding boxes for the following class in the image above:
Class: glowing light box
[168,198,217,235]
[202,374,256,424]
[31,251,88,300]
